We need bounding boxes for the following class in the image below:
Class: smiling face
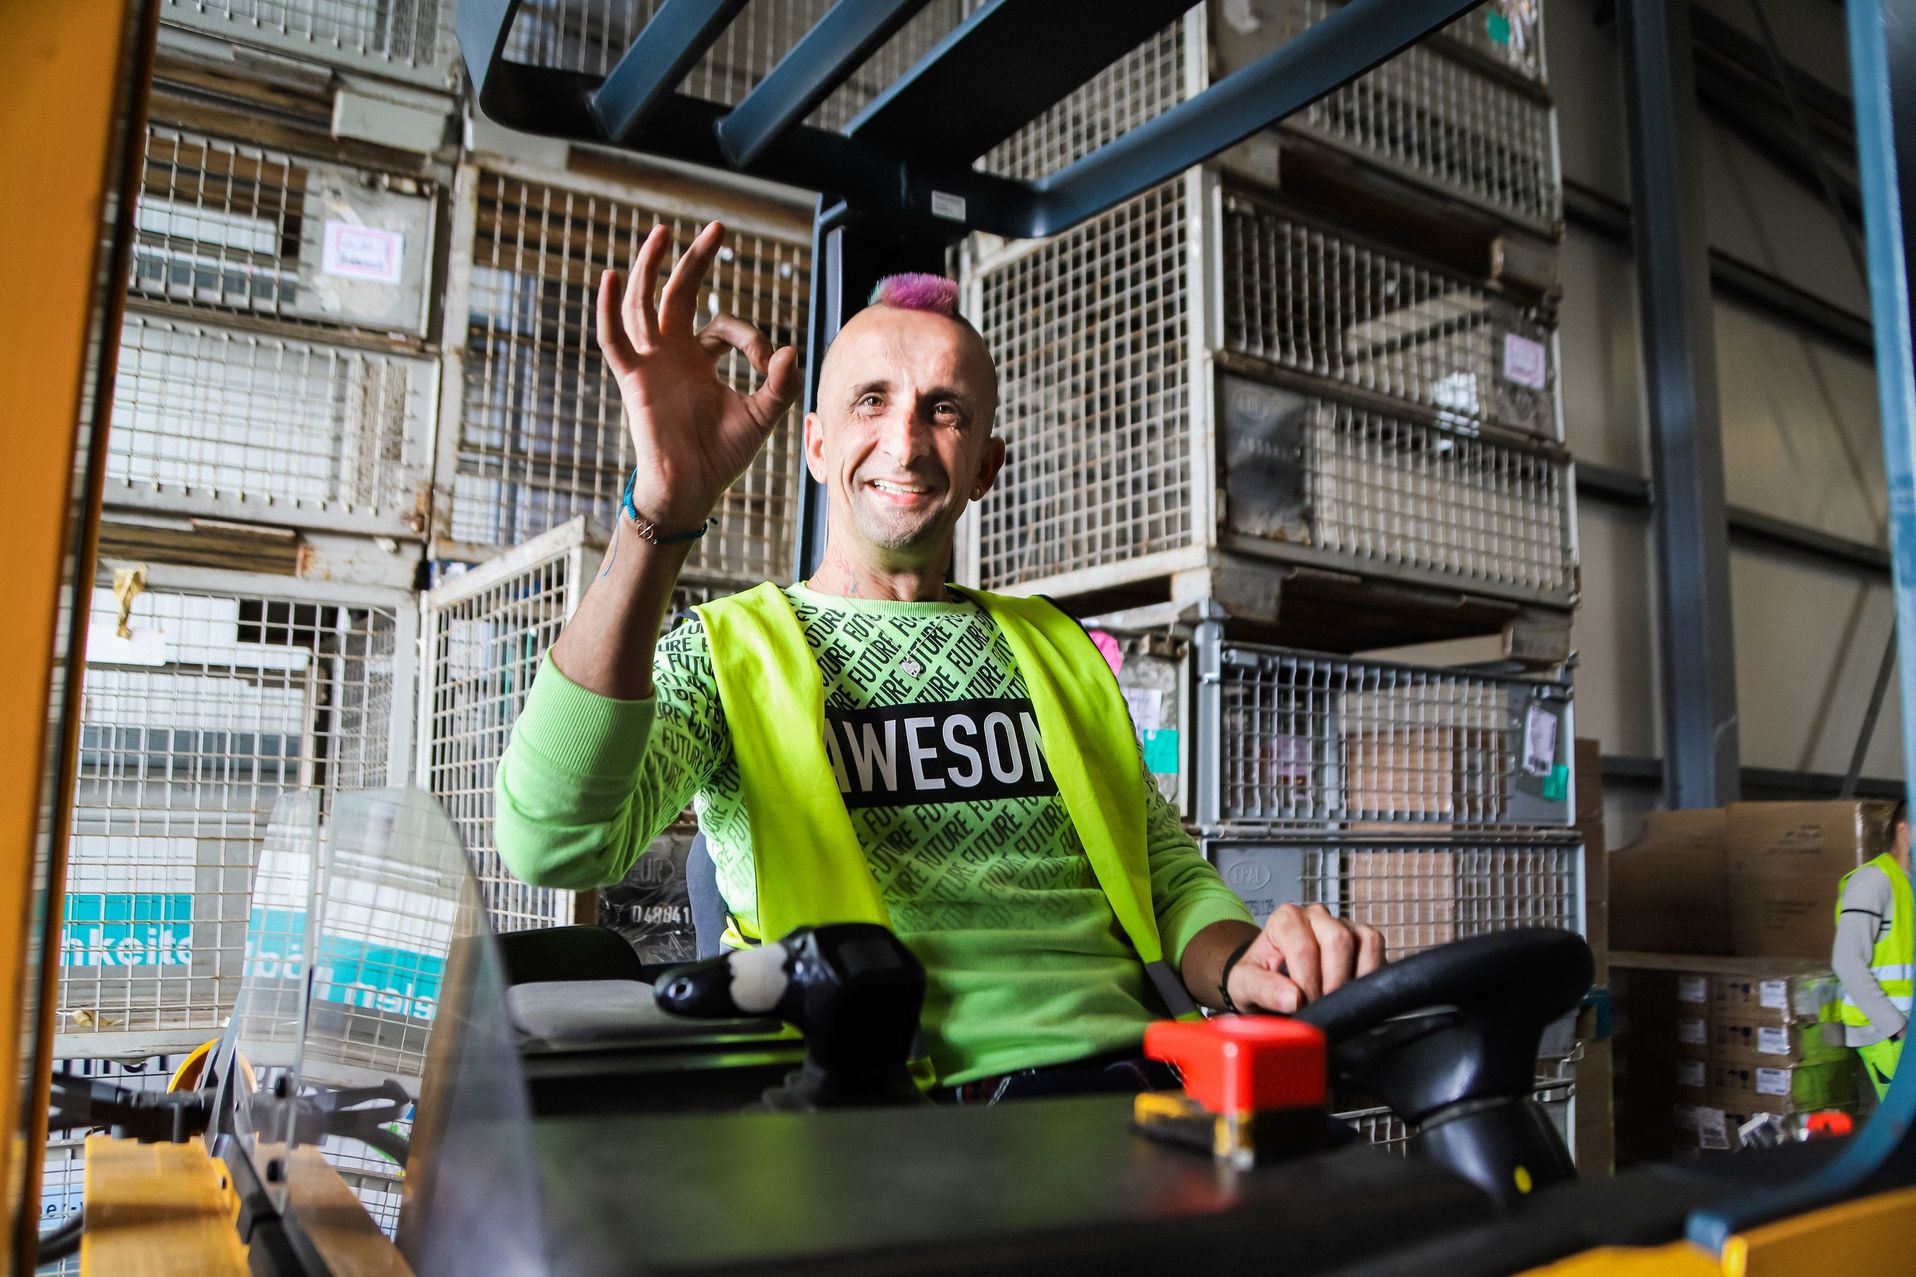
[804,305,1004,571]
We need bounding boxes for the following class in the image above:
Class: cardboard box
[1727,801,1893,876]
[1729,872,1848,959]
[1574,1035,1615,1178]
[1726,802,1890,958]
[1610,810,1730,953]
[1708,1017,1849,1068]
[1708,1059,1857,1116]
[1344,849,1456,952]
[1711,967,1841,1025]
[1345,734,1454,818]
[1575,738,1604,826]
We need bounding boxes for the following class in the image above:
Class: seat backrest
[685,830,728,959]
[495,924,647,986]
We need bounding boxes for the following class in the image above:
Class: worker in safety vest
[1832,797,1913,1100]
[494,222,1385,1098]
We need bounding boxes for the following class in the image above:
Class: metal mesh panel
[1338,1068,1572,1152]
[131,127,305,320]
[455,170,806,576]
[1206,833,1581,957]
[976,16,1191,182]
[1301,395,1570,594]
[422,524,736,933]
[131,126,434,338]
[1222,192,1557,438]
[38,1137,85,1275]
[60,580,403,1040]
[160,0,457,84]
[501,0,970,130]
[105,312,433,527]
[1273,0,1558,228]
[973,180,1192,587]
[1440,0,1546,82]
[424,549,573,933]
[1215,643,1569,826]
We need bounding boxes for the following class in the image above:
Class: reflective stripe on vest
[1836,853,1915,1027]
[694,583,1198,1019]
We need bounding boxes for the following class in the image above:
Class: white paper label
[929,191,967,221]
[1756,1067,1790,1097]
[1677,1016,1707,1046]
[1757,1026,1791,1056]
[85,626,167,666]
[1122,688,1162,735]
[1758,979,1788,1010]
[1502,332,1548,389]
[322,221,404,283]
[1678,1059,1706,1088]
[1696,1108,1731,1150]
[1678,974,1708,1004]
[1523,703,1558,776]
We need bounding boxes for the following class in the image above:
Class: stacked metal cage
[959,2,1571,617]
[59,565,416,1057]
[107,121,441,536]
[55,6,466,1235]
[961,1,1587,1150]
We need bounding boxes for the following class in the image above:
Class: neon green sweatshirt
[494,583,1252,1084]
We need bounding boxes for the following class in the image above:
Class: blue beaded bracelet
[621,468,716,545]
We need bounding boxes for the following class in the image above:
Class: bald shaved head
[803,302,1006,574]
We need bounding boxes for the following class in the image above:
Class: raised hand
[596,220,801,533]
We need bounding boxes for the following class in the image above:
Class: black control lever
[655,923,929,1110]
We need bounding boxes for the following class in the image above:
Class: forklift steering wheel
[1291,928,1593,1207]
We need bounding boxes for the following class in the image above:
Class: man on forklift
[494,221,1384,1098]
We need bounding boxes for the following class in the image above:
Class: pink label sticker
[1088,630,1122,675]
[1502,332,1548,390]
[322,220,404,283]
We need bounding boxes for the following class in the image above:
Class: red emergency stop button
[1144,1016,1327,1114]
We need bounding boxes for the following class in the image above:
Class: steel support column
[1620,0,1741,807]
[792,202,954,582]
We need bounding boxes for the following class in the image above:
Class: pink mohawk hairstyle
[868,272,962,316]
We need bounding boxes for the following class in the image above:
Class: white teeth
[870,480,928,495]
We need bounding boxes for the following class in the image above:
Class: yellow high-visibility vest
[1836,852,1915,1029]
[694,582,1198,1018]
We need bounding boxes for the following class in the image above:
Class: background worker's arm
[1833,865,1907,1039]
[1142,778,1384,1011]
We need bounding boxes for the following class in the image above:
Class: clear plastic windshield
[211,788,541,1264]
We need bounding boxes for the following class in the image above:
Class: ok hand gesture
[597,220,801,533]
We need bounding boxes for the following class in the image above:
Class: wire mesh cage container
[437,163,809,573]
[1202,830,1583,959]
[56,565,416,1057]
[1339,1059,1577,1157]
[419,517,744,934]
[1216,0,1559,233]
[160,0,463,91]
[962,173,1571,613]
[105,124,439,536]
[491,2,1549,224]
[129,125,438,339]
[1195,633,1573,830]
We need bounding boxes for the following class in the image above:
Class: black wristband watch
[1217,935,1257,1014]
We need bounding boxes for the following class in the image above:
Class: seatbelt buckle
[1133,1017,1331,1169]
